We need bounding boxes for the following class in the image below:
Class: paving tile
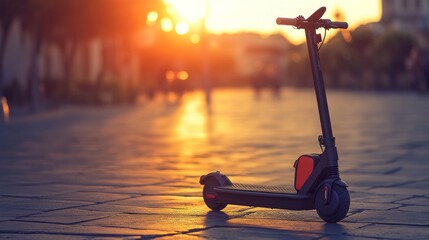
[343,173,425,188]
[83,213,211,233]
[86,185,201,197]
[395,196,429,206]
[46,191,137,203]
[0,220,70,233]
[318,235,378,240]
[398,180,429,189]
[0,234,88,240]
[142,233,203,240]
[188,227,324,240]
[345,210,429,225]
[346,223,429,240]
[227,217,366,235]
[0,198,90,211]
[350,193,409,204]
[106,195,202,209]
[63,225,173,238]
[79,202,250,216]
[396,205,429,213]
[349,201,401,211]
[0,184,73,198]
[240,208,324,222]
[17,208,112,225]
[0,207,41,218]
[367,187,429,196]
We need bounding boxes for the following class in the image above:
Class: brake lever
[296,15,305,28]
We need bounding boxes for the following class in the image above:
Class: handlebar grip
[330,21,348,29]
[276,17,297,26]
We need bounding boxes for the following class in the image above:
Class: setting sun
[163,0,207,23]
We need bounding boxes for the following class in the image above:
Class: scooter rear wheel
[203,179,227,211]
[315,184,350,223]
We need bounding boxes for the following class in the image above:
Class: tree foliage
[287,25,418,90]
[1,0,167,107]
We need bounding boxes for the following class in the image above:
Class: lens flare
[166,70,176,82]
[161,18,173,32]
[146,11,159,25]
[177,71,189,80]
[190,34,200,44]
[175,21,189,35]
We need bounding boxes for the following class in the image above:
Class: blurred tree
[52,0,166,103]
[372,30,416,89]
[286,44,312,87]
[19,0,59,111]
[0,0,26,116]
[320,26,375,88]
[348,25,377,89]
[350,25,376,56]
[17,0,166,107]
[290,26,417,91]
[320,34,350,87]
[47,0,82,103]
[78,0,166,103]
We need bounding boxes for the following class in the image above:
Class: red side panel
[295,155,315,191]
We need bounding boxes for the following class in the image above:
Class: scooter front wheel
[203,179,227,211]
[315,184,350,223]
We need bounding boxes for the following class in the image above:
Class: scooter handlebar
[276,17,348,30]
[276,17,298,26]
[329,21,348,29]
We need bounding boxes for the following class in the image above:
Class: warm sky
[164,0,382,44]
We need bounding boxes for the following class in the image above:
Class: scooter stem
[305,27,338,166]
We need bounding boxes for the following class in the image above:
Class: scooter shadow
[204,210,230,227]
[203,211,336,239]
[322,223,347,238]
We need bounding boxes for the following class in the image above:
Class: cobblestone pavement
[1,88,429,239]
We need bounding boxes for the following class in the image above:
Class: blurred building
[2,20,141,104]
[212,33,291,86]
[380,0,429,51]
[381,0,429,32]
[3,20,102,89]
[2,20,31,89]
[3,20,290,101]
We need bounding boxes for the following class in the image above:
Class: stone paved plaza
[1,88,429,239]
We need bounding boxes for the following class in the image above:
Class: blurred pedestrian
[405,46,427,92]
[420,49,429,92]
[405,46,422,91]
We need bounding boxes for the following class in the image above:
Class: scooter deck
[214,183,315,210]
[217,183,296,194]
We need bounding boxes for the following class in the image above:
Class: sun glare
[207,0,381,44]
[161,0,382,44]
[163,0,207,23]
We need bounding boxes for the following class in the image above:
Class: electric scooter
[199,7,350,223]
